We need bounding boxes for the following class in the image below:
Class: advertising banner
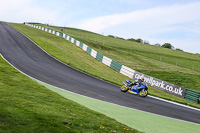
[133,71,186,98]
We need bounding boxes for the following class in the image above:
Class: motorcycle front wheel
[139,89,148,97]
[121,85,129,92]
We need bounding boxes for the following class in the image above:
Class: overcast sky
[1,0,200,54]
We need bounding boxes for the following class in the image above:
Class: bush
[127,38,135,42]
[108,35,115,38]
[176,48,183,51]
[162,43,172,49]
[135,38,143,43]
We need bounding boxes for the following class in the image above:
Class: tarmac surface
[0,21,200,124]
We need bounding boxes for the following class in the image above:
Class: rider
[128,77,144,94]
[133,77,144,85]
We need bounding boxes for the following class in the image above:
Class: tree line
[107,35,183,51]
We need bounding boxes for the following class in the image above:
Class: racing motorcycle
[121,79,148,97]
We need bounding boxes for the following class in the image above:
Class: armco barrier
[102,56,112,67]
[111,60,122,72]
[184,88,200,103]
[82,44,88,51]
[86,47,92,54]
[70,37,74,43]
[76,40,80,47]
[73,39,77,45]
[79,42,83,48]
[120,65,135,79]
[91,49,97,58]
[25,23,200,103]
[96,52,103,62]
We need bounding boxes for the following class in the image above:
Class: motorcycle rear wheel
[139,89,148,97]
[121,85,129,92]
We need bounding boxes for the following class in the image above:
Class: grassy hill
[9,23,200,108]
[39,25,200,92]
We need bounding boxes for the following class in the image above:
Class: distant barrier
[25,23,200,103]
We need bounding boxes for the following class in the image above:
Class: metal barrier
[184,88,200,103]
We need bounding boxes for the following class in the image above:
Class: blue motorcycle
[121,79,148,97]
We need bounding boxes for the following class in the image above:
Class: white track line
[148,95,200,112]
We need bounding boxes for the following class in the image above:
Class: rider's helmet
[141,77,144,82]
[137,77,144,84]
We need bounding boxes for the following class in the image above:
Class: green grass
[0,53,140,132]
[40,24,200,92]
[38,81,200,133]
[9,23,200,109]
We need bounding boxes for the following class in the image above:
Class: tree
[127,38,135,42]
[162,43,172,49]
[135,38,143,43]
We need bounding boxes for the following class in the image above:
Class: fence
[25,23,200,103]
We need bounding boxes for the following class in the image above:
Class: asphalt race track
[0,21,200,124]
